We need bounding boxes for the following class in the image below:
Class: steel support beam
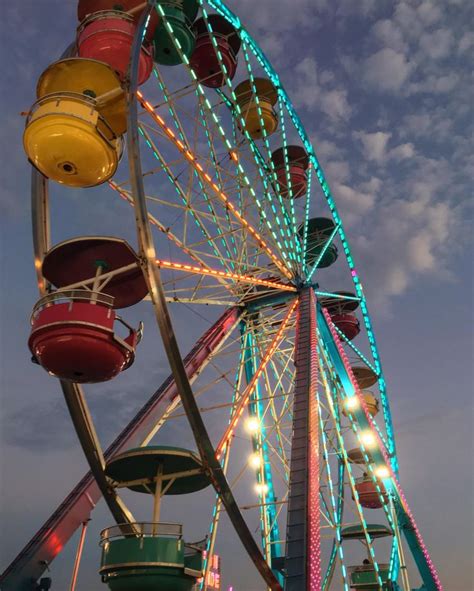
[317,303,441,591]
[284,288,321,590]
[241,323,283,584]
[0,306,240,590]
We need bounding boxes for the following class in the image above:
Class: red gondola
[190,14,240,88]
[331,313,361,340]
[29,292,140,383]
[77,0,159,42]
[28,237,147,383]
[77,11,154,84]
[354,476,388,509]
[271,145,309,199]
[319,291,361,340]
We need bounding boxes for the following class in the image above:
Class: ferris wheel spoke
[137,85,291,278]
[147,70,243,269]
[109,180,235,286]
[238,40,300,266]
[137,125,239,274]
[195,9,297,267]
[138,92,294,280]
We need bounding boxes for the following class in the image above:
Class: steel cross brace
[0,307,240,591]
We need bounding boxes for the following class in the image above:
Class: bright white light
[360,431,377,448]
[344,396,359,411]
[255,483,269,495]
[375,465,390,479]
[249,453,262,469]
[245,417,260,433]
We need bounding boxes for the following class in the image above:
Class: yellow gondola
[234,78,278,139]
[23,58,126,187]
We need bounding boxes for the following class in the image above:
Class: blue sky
[0,1,473,590]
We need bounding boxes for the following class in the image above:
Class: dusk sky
[0,1,473,590]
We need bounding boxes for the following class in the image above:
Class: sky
[0,1,473,590]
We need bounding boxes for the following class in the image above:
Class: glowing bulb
[375,465,390,479]
[360,431,377,448]
[249,453,262,469]
[255,483,268,495]
[245,417,260,433]
[344,396,359,411]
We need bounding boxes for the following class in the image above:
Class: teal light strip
[277,99,302,261]
[306,222,341,281]
[155,3,294,276]
[206,0,398,471]
[332,325,377,375]
[197,6,295,269]
[151,70,236,269]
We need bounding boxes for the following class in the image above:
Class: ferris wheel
[1,1,443,590]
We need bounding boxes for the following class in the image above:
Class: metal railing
[31,289,115,323]
[100,522,183,545]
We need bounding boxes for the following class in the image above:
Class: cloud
[354,194,459,308]
[388,142,415,160]
[372,19,407,53]
[354,131,392,162]
[407,231,436,272]
[330,181,378,228]
[458,31,474,54]
[227,0,320,33]
[362,48,412,92]
[319,89,352,121]
[419,28,454,60]
[325,160,350,184]
[354,131,416,164]
[417,1,442,26]
[407,72,459,95]
[292,57,352,122]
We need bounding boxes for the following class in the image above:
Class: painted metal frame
[125,3,281,589]
[0,295,240,589]
[2,2,443,590]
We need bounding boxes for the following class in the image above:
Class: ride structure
[1,1,442,590]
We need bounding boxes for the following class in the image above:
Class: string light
[375,465,390,479]
[344,396,359,411]
[245,417,260,433]
[216,298,298,460]
[248,453,262,468]
[360,431,377,449]
[155,259,296,292]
